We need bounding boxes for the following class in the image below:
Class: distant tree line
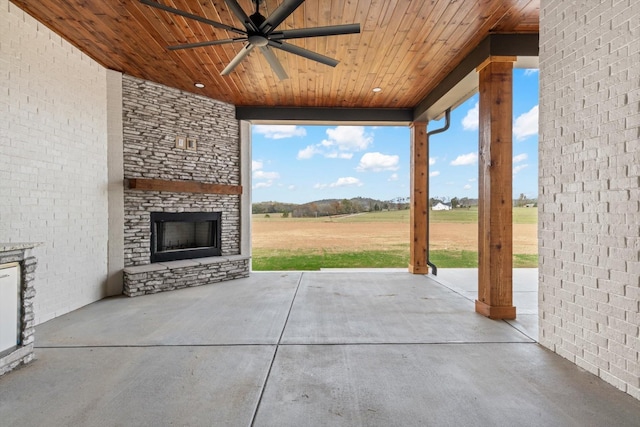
[253,195,536,217]
[252,196,410,218]
[514,193,538,207]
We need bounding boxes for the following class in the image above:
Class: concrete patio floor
[1,270,639,426]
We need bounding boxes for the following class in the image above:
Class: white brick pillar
[539,0,640,399]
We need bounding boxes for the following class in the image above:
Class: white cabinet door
[0,263,20,353]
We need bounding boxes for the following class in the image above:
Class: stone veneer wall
[122,75,247,294]
[539,0,640,399]
[0,245,38,376]
[123,256,248,297]
[124,192,240,266]
[122,75,240,265]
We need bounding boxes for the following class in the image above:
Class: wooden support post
[409,121,429,274]
[475,57,516,319]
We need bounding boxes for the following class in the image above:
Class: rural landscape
[252,198,538,271]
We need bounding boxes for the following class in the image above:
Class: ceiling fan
[140,0,361,80]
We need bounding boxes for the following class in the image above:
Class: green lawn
[251,248,410,270]
[252,248,538,271]
[429,206,537,224]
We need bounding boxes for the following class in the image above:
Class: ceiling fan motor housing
[248,34,269,46]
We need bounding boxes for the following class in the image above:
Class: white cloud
[356,152,400,172]
[462,102,479,131]
[463,184,472,190]
[296,126,374,160]
[513,105,539,141]
[321,126,373,152]
[254,170,280,180]
[288,185,296,190]
[524,69,538,76]
[513,153,528,163]
[450,152,478,166]
[253,159,279,183]
[468,178,477,182]
[253,181,272,189]
[315,177,363,189]
[388,173,398,181]
[513,164,529,174]
[297,144,321,159]
[253,125,306,139]
[429,157,436,165]
[430,171,440,177]
[326,152,353,159]
[329,177,363,188]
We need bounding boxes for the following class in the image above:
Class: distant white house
[432,202,452,211]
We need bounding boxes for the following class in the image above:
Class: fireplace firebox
[150,212,222,262]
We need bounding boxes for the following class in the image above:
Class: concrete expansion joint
[249,272,304,426]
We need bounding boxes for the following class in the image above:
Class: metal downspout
[425,108,451,276]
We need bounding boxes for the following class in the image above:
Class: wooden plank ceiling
[12,0,539,110]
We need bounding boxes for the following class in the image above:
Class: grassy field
[252,207,538,270]
[319,205,538,224]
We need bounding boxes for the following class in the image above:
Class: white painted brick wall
[0,1,109,323]
[539,0,640,399]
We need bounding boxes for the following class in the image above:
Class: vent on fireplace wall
[150,212,222,263]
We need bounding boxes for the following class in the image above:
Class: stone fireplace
[150,211,222,262]
[121,76,249,296]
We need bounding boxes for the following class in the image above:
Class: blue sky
[251,69,539,204]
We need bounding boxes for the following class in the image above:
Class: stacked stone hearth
[122,76,248,296]
[0,244,38,376]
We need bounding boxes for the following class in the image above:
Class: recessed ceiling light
[194,83,205,88]
[372,87,382,93]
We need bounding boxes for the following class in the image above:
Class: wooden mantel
[127,178,242,195]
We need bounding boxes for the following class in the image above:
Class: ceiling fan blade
[139,0,246,35]
[221,44,255,76]
[167,38,246,51]
[259,46,289,80]
[259,0,305,34]
[268,40,339,67]
[224,0,258,32]
[271,24,361,40]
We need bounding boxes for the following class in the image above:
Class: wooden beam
[409,122,429,274]
[414,34,539,122]
[236,107,414,124]
[475,58,516,320]
[476,56,518,73]
[128,178,242,195]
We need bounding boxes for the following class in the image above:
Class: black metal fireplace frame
[150,211,222,263]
